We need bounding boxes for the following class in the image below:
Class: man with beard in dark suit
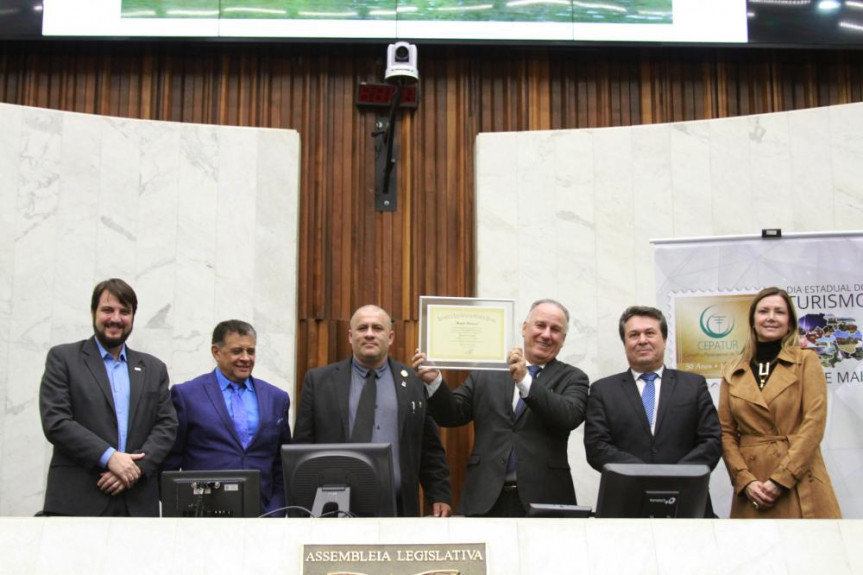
[584,305,721,517]
[294,304,452,517]
[39,278,177,516]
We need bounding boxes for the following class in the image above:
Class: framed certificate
[418,296,516,371]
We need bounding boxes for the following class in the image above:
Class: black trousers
[483,484,526,518]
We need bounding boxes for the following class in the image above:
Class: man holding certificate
[413,299,589,517]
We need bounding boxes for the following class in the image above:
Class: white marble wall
[476,102,863,516]
[0,103,301,516]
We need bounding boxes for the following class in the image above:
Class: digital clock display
[356,83,419,108]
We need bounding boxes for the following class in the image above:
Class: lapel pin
[134,366,142,372]
[400,369,409,378]
[401,381,407,388]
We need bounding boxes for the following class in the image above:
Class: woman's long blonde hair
[725,287,800,374]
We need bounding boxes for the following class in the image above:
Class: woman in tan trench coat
[719,287,841,518]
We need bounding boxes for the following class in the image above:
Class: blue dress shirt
[96,339,130,468]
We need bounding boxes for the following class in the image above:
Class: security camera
[385,42,418,85]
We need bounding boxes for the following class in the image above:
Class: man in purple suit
[164,320,291,516]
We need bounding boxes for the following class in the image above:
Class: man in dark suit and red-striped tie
[584,306,722,517]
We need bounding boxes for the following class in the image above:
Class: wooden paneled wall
[3,41,863,511]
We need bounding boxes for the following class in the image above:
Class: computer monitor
[160,470,261,518]
[281,443,397,518]
[595,463,710,518]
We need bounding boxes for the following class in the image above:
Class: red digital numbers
[374,84,392,103]
[356,83,419,108]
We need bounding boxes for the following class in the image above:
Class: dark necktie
[641,372,658,428]
[229,383,251,448]
[514,365,542,418]
[507,365,542,473]
[351,368,377,443]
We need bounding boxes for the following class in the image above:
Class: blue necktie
[641,372,658,428]
[514,365,542,418]
[507,365,542,473]
[229,383,251,449]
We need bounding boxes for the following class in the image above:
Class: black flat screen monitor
[595,463,710,519]
[281,442,396,518]
[161,469,261,518]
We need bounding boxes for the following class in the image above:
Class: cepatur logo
[699,305,735,339]
[674,292,753,378]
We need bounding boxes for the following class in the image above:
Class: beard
[94,320,132,350]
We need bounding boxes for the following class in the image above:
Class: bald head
[349,305,395,369]
[350,305,392,331]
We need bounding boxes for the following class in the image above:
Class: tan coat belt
[739,434,788,447]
